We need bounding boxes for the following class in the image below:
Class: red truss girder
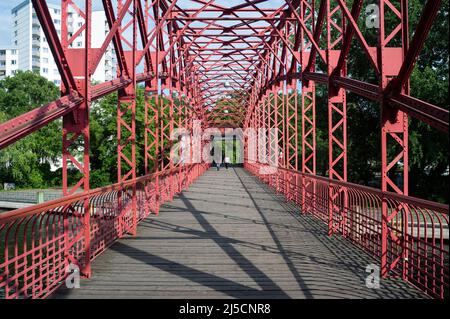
[0,0,448,300]
[0,0,447,149]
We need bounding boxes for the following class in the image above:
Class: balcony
[32,37,41,46]
[32,15,40,26]
[32,47,40,57]
[32,59,40,69]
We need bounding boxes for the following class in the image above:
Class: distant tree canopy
[0,1,448,203]
[310,0,449,203]
[0,71,61,188]
[0,75,160,190]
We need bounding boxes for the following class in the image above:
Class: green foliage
[0,2,448,204]
[399,1,449,202]
[307,0,449,203]
[0,71,61,189]
[212,139,242,164]
[88,87,147,188]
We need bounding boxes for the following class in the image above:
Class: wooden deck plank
[53,168,426,299]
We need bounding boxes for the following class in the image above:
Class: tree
[309,1,449,203]
[89,86,147,188]
[0,71,61,189]
[407,0,449,202]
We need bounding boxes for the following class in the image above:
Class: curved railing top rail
[245,161,448,299]
[0,165,186,224]
[249,162,449,213]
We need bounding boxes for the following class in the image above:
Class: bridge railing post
[328,181,333,236]
[381,193,388,278]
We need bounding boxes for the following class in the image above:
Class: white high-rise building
[11,0,117,85]
[0,47,19,79]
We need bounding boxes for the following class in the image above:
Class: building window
[54,19,61,25]
[43,68,48,73]
[14,40,18,46]
[54,79,61,85]
[11,60,17,65]
[43,48,49,53]
[14,31,18,37]
[12,50,17,55]
[43,58,49,63]
[54,9,61,14]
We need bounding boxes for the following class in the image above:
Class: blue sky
[0,1,22,46]
[0,1,57,46]
[0,0,99,46]
[0,0,286,46]
[0,0,107,46]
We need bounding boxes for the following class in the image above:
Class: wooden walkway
[54,168,426,299]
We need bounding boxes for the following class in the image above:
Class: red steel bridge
[0,0,448,299]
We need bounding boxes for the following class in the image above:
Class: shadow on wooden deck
[53,168,426,299]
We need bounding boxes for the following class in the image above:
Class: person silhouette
[224,154,230,169]
[210,136,221,171]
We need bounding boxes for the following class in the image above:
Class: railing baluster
[243,161,449,299]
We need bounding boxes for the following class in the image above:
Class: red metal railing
[0,163,209,299]
[245,162,449,299]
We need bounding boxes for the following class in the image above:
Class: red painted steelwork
[245,162,449,299]
[0,0,448,299]
[0,164,209,299]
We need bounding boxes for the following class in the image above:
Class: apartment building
[0,47,19,79]
[11,0,117,85]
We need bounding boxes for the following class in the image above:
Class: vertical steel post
[300,0,317,215]
[61,0,92,277]
[379,0,409,278]
[117,0,137,236]
[327,0,348,237]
